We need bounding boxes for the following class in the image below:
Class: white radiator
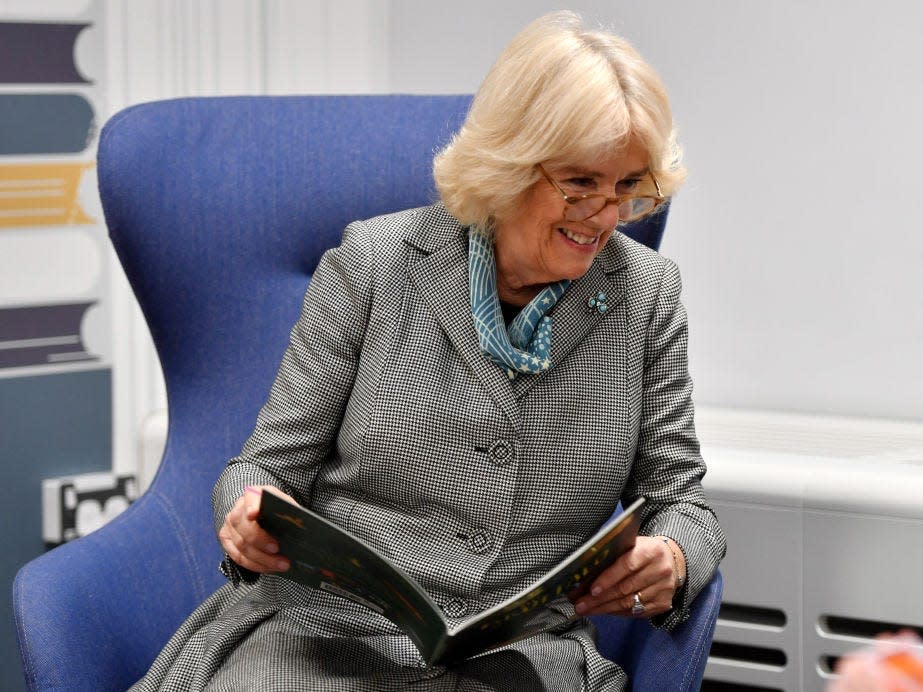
[697,407,923,692]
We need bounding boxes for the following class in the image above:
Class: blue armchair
[13,95,721,691]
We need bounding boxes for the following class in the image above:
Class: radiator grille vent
[707,600,792,686]
[819,614,923,641]
[817,614,923,677]
[701,680,784,692]
[709,641,787,668]
[719,602,787,629]
[819,655,841,675]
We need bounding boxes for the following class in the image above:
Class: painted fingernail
[265,543,279,554]
[574,601,587,615]
[591,586,602,597]
[245,485,262,496]
[276,560,289,571]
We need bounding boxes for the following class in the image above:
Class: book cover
[258,490,644,665]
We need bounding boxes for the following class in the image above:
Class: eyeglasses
[537,163,665,223]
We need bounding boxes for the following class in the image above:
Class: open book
[257,489,644,666]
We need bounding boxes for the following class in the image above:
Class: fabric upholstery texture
[13,95,720,692]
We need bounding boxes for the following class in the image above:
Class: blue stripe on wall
[0,94,95,155]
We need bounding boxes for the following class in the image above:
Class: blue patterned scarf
[468,229,570,379]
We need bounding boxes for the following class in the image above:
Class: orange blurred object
[886,650,923,684]
[830,632,923,692]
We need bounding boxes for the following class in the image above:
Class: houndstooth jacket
[134,202,725,691]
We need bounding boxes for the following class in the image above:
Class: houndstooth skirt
[128,575,627,691]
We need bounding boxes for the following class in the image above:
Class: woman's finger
[581,537,667,600]
[220,492,290,573]
[574,537,677,617]
[220,516,285,572]
[610,552,675,602]
[576,561,673,617]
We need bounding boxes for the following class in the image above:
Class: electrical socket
[42,472,139,546]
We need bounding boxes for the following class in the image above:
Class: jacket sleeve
[212,220,374,583]
[623,257,726,630]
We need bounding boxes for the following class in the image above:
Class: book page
[257,490,448,662]
[440,497,645,663]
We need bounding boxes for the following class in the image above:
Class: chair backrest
[101,95,475,589]
[15,95,675,691]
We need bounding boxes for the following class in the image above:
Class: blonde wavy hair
[434,11,686,232]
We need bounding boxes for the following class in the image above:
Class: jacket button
[488,439,516,466]
[464,530,493,554]
[442,598,469,617]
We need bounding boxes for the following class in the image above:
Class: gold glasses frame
[537,163,665,224]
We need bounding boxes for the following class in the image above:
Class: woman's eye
[564,177,595,190]
[616,178,641,193]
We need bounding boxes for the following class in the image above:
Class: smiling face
[492,141,651,306]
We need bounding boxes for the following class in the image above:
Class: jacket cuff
[219,554,259,587]
[649,580,691,630]
[641,512,723,632]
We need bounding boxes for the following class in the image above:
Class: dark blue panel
[0,94,96,155]
[0,302,98,369]
[0,22,91,84]
[1,368,111,691]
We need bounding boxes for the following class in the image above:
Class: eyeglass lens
[564,196,656,222]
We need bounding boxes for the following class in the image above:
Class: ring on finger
[631,591,645,617]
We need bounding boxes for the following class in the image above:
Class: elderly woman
[132,11,725,692]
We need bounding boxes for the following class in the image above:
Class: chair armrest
[591,570,723,691]
[13,489,224,691]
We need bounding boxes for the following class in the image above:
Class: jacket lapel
[406,209,521,429]
[405,209,634,420]
[511,234,629,400]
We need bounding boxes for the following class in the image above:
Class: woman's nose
[585,201,620,229]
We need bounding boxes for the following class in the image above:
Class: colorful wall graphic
[0,302,98,368]
[0,162,96,227]
[0,22,92,84]
[0,4,110,690]
[0,94,96,155]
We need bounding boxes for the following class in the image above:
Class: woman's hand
[572,536,684,619]
[218,485,293,574]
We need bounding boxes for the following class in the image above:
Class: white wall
[387,0,923,423]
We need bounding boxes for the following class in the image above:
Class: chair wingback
[102,94,476,580]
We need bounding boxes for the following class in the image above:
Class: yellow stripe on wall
[0,162,95,227]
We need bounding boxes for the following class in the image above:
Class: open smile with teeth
[559,227,599,246]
